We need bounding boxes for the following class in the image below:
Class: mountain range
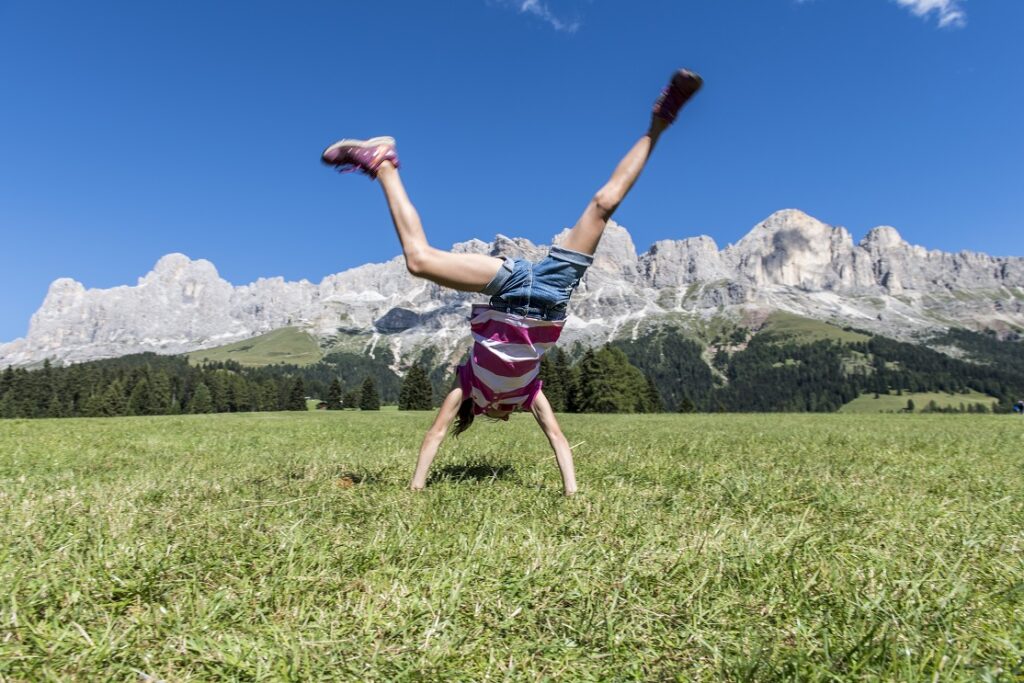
[2,209,1022,370]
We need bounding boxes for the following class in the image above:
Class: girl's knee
[592,188,621,218]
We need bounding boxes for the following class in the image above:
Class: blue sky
[1,0,1022,342]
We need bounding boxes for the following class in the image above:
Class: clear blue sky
[1,0,1022,342]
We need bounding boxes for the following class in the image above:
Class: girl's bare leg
[376,162,504,292]
[410,387,464,490]
[560,117,669,256]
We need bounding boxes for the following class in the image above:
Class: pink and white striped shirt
[457,304,565,418]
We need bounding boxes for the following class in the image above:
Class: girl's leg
[376,161,504,292]
[560,118,669,256]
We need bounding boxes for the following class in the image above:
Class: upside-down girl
[321,69,703,495]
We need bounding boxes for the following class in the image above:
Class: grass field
[1,412,1022,680]
[761,311,870,344]
[186,327,322,367]
[840,390,998,414]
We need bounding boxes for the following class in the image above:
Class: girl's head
[452,399,513,437]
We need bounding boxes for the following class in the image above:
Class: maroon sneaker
[321,136,400,178]
[651,69,703,124]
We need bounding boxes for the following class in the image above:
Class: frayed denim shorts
[481,245,594,321]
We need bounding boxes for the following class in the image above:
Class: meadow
[185,328,322,367]
[839,390,998,414]
[1,411,1021,681]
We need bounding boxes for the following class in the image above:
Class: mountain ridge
[2,209,1022,368]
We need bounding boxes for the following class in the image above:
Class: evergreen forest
[2,327,1022,419]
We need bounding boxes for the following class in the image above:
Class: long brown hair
[452,398,475,437]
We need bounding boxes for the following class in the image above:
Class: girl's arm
[530,390,578,496]
[410,387,463,491]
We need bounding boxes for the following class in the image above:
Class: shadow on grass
[429,463,516,485]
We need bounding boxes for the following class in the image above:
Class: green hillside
[840,389,997,414]
[760,311,870,344]
[187,327,322,367]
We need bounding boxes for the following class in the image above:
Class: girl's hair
[452,398,475,437]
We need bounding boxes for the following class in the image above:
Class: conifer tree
[678,396,697,413]
[102,380,128,416]
[128,378,152,416]
[641,374,663,413]
[359,377,381,411]
[398,365,432,410]
[45,392,64,418]
[1,366,14,396]
[207,371,230,412]
[287,377,307,411]
[573,346,649,413]
[343,390,359,410]
[326,378,344,410]
[0,391,13,419]
[227,374,252,412]
[189,382,214,414]
[539,349,568,412]
[260,379,280,411]
[148,369,172,415]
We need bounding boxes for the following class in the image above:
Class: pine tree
[0,366,14,396]
[128,378,152,416]
[398,365,432,410]
[45,392,64,418]
[326,378,344,410]
[287,377,307,411]
[102,380,128,416]
[641,374,663,413]
[573,346,649,413]
[0,391,15,419]
[207,371,230,412]
[228,374,252,412]
[259,379,279,411]
[678,396,697,413]
[189,382,214,414]
[906,398,915,413]
[539,351,567,412]
[343,390,360,410]
[148,369,172,415]
[359,377,381,411]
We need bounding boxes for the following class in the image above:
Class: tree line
[0,354,386,419]
[2,327,1022,419]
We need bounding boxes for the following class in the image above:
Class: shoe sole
[671,69,703,91]
[322,136,396,160]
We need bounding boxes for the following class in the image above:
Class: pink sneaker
[321,136,400,178]
[652,69,703,124]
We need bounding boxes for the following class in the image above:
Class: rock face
[2,211,1022,368]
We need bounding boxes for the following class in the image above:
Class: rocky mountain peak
[142,253,221,286]
[726,209,851,288]
[862,226,906,249]
[46,277,86,298]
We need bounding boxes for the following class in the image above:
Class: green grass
[840,390,998,414]
[762,311,871,344]
[1,412,1022,680]
[186,327,322,367]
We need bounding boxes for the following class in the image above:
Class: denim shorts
[481,245,594,320]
